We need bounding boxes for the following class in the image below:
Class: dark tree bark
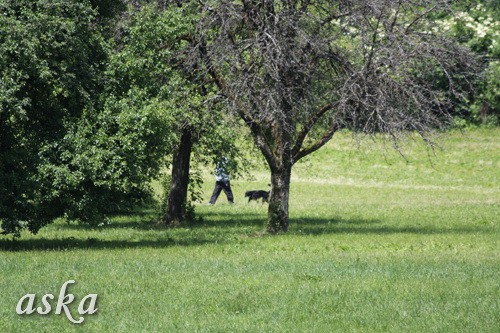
[268,165,292,233]
[164,126,193,225]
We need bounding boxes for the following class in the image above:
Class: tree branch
[404,4,438,34]
[293,122,338,163]
[291,103,334,158]
[197,36,276,167]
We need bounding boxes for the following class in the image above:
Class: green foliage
[110,3,249,222]
[445,1,500,124]
[36,89,173,227]
[0,0,107,236]
[0,1,174,236]
[2,0,492,238]
[108,4,193,97]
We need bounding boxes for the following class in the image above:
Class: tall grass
[0,128,498,332]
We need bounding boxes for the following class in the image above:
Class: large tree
[192,0,477,233]
[108,2,241,225]
[0,0,169,236]
[0,0,107,235]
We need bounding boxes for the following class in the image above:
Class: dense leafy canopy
[0,0,171,236]
[0,0,107,235]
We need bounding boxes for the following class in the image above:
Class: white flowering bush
[440,2,499,124]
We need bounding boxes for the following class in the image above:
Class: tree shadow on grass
[198,211,267,228]
[0,210,492,252]
[0,235,216,252]
[60,208,158,231]
[201,210,491,236]
[290,217,490,236]
[61,219,157,231]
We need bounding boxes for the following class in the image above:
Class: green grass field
[1,128,499,332]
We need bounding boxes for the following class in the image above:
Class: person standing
[209,157,234,205]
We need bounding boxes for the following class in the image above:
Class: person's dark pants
[209,180,234,204]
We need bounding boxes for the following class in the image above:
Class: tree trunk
[267,166,292,233]
[479,102,490,124]
[164,127,193,225]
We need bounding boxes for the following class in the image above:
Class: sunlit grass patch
[0,128,498,332]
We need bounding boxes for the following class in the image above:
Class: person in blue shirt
[209,157,234,205]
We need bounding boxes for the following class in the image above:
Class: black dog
[245,190,270,203]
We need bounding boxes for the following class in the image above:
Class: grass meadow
[0,128,499,332]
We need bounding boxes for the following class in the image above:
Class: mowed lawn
[0,128,498,332]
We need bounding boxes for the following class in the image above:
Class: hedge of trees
[0,0,497,236]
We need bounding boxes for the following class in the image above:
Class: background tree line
[0,0,497,236]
